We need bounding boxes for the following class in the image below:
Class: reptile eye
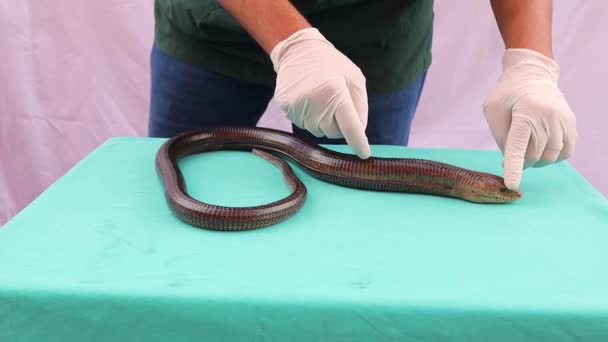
[499,187,507,193]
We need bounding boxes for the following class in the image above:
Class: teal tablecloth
[2,137,608,341]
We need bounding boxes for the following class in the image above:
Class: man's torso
[153,0,434,94]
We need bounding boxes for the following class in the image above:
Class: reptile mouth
[473,188,522,203]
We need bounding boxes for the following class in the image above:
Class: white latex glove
[483,48,577,190]
[270,28,371,159]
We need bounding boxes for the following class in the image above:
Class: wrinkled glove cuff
[502,48,560,83]
[270,27,332,72]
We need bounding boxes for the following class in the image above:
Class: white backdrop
[1,1,606,226]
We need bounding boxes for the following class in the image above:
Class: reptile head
[461,174,523,203]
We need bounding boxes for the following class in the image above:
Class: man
[149,0,576,191]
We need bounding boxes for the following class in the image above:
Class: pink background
[1,1,606,226]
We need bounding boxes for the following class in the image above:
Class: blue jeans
[148,45,426,146]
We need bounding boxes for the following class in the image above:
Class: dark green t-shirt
[154,0,434,94]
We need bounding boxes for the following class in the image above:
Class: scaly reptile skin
[155,127,522,231]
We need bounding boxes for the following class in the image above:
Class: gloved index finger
[334,99,371,159]
[503,115,532,190]
[349,80,369,129]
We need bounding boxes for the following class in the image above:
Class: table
[2,136,608,341]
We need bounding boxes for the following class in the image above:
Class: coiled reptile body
[155,127,522,231]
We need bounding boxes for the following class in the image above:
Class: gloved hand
[483,48,577,190]
[270,28,371,159]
